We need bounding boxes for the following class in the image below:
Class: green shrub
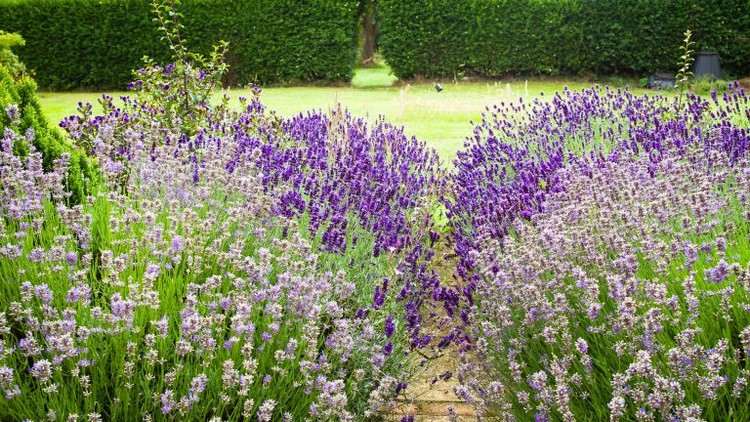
[0,30,26,77]
[378,0,750,79]
[0,0,360,90]
[0,63,94,203]
[690,76,731,96]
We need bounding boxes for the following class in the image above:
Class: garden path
[389,244,476,421]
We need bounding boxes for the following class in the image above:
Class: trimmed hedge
[0,0,360,90]
[378,0,750,79]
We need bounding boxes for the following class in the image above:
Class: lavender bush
[0,108,426,420]
[460,147,750,420]
[449,85,750,280]
[452,86,750,420]
[0,6,448,418]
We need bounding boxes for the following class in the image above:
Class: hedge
[0,0,360,90]
[378,0,750,79]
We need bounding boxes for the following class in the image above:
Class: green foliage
[0,30,26,77]
[0,31,23,49]
[0,64,94,204]
[0,0,360,90]
[133,0,231,135]
[378,0,750,79]
[690,76,731,96]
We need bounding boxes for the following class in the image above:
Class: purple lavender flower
[65,251,77,266]
[187,374,208,402]
[535,412,550,422]
[705,259,731,283]
[257,399,277,422]
[5,104,19,121]
[33,284,53,304]
[372,278,389,309]
[163,63,176,76]
[29,360,52,382]
[110,293,135,322]
[384,315,395,337]
[171,235,184,255]
[160,390,175,415]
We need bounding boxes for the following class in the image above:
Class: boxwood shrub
[0,0,360,89]
[377,0,750,79]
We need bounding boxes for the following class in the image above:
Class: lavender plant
[459,146,750,420]
[0,62,94,206]
[449,85,750,281]
[451,84,750,420]
[273,106,444,255]
[0,2,449,419]
[1,101,438,419]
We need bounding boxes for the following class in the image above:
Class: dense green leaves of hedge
[0,64,94,203]
[378,0,750,79]
[0,0,360,90]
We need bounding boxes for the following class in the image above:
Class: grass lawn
[38,64,650,163]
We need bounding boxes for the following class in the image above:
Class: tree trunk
[360,0,377,66]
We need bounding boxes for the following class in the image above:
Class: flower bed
[452,85,750,420]
[0,55,447,420]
